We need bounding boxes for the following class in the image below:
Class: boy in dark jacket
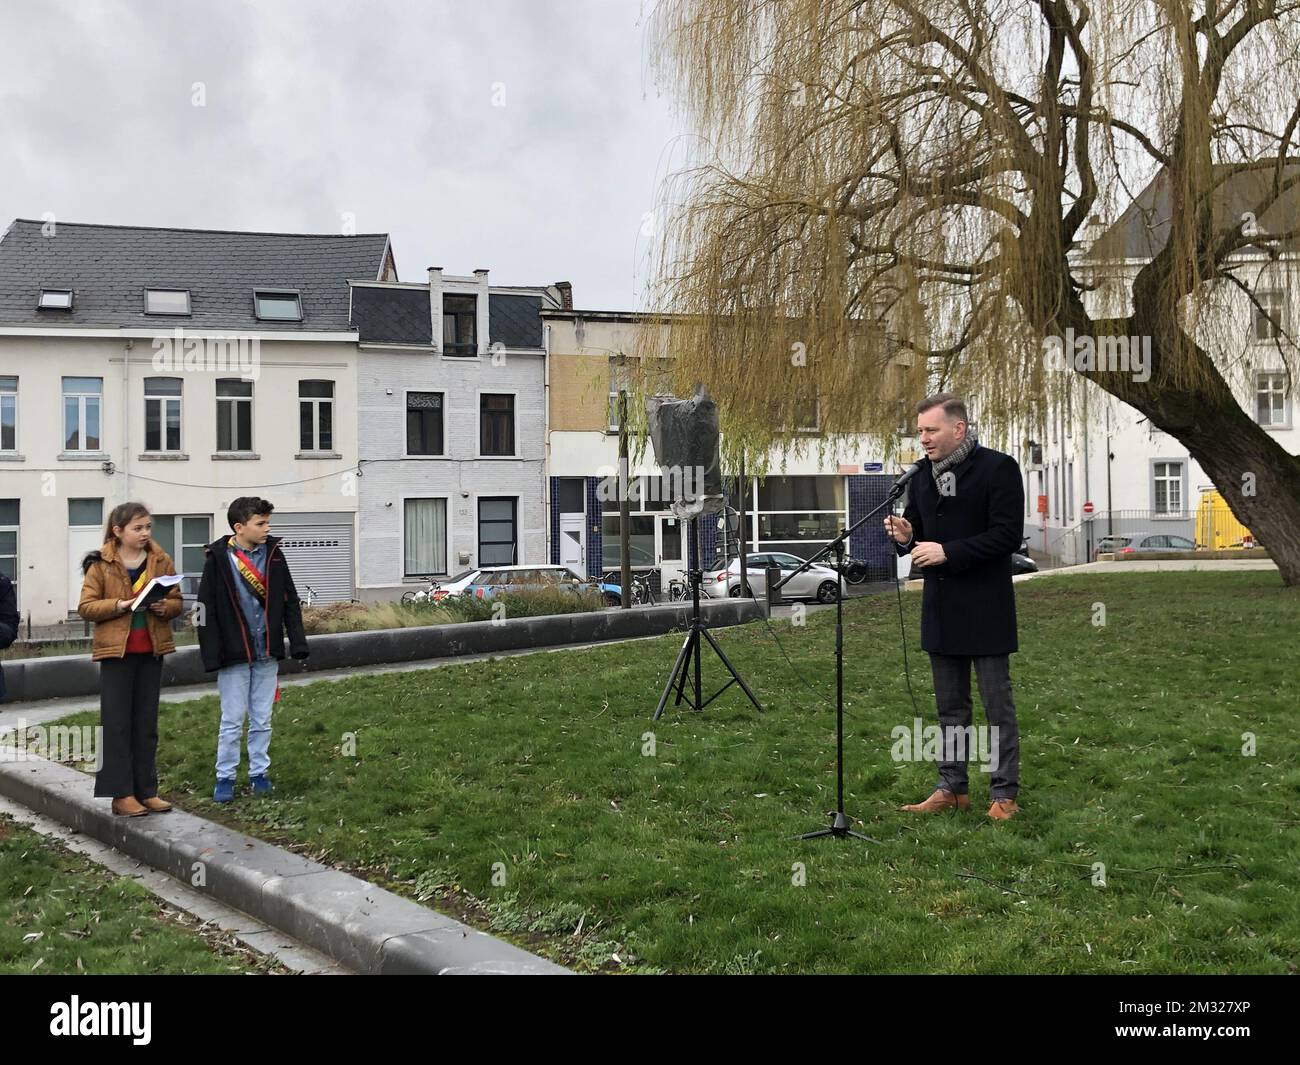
[0,573,18,701]
[197,497,308,802]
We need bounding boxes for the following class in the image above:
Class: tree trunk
[1090,369,1300,587]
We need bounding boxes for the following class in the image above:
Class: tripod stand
[653,515,763,721]
[771,486,907,843]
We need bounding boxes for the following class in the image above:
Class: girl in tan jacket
[78,501,185,816]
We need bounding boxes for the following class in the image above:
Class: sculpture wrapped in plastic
[644,384,724,520]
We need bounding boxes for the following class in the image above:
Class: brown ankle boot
[111,796,149,817]
[141,796,172,813]
[987,798,1021,820]
[902,789,970,813]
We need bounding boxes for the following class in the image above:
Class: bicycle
[666,577,689,602]
[603,570,656,606]
[400,576,441,604]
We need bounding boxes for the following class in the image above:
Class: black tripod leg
[654,630,695,720]
[673,627,695,707]
[700,627,763,713]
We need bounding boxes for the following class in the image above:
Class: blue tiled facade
[585,476,603,578]
[848,474,896,579]
[549,477,561,565]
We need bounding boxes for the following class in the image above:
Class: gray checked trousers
[927,652,1020,800]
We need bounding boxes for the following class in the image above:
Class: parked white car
[704,552,841,603]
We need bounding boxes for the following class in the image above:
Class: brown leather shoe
[111,796,149,817]
[140,796,172,813]
[902,789,970,813]
[988,798,1021,820]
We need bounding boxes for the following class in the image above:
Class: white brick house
[348,271,564,598]
[0,219,394,625]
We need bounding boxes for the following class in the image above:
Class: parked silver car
[705,552,840,603]
[1093,532,1198,560]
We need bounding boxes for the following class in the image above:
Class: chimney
[428,267,443,352]
[555,281,573,310]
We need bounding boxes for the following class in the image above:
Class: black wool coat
[895,445,1025,656]
[0,574,18,701]
[196,535,309,672]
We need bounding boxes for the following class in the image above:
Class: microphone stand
[653,512,763,721]
[771,475,914,842]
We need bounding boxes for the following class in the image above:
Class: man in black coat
[884,393,1025,819]
[0,573,18,702]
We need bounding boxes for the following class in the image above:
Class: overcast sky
[0,0,691,310]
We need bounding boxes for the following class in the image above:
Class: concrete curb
[2,599,763,703]
[0,752,570,975]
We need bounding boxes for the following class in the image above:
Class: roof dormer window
[38,289,74,310]
[144,289,191,315]
[254,289,302,321]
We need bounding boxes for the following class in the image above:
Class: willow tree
[640,0,1300,584]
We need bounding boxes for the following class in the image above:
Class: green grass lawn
[57,571,1300,974]
[0,815,282,974]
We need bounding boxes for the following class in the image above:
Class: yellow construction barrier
[1196,489,1255,549]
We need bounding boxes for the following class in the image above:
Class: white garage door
[273,513,355,603]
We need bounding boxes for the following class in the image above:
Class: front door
[657,513,685,587]
[67,498,104,616]
[559,513,586,577]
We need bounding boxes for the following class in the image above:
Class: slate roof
[489,293,545,348]
[350,285,431,345]
[1087,163,1300,262]
[0,219,391,331]
[350,286,549,349]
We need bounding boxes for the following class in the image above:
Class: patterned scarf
[931,430,979,484]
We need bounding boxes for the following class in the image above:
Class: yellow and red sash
[228,537,268,602]
[227,537,280,703]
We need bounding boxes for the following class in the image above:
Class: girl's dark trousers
[94,653,164,799]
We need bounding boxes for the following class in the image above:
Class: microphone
[890,461,923,492]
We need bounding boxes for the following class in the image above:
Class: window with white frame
[1255,372,1291,427]
[151,514,211,595]
[1253,291,1285,341]
[0,377,16,452]
[144,377,183,453]
[62,377,102,452]
[480,393,515,456]
[1065,460,1074,523]
[254,290,302,321]
[404,498,448,576]
[144,289,191,316]
[38,289,73,310]
[1153,461,1184,515]
[216,379,253,452]
[608,357,630,431]
[406,392,445,455]
[443,295,477,355]
[299,380,334,451]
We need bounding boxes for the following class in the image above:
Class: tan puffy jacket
[77,539,185,661]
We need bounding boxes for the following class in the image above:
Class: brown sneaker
[111,796,149,817]
[902,789,970,813]
[141,796,173,813]
[988,798,1021,820]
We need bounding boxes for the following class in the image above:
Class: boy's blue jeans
[215,658,279,780]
